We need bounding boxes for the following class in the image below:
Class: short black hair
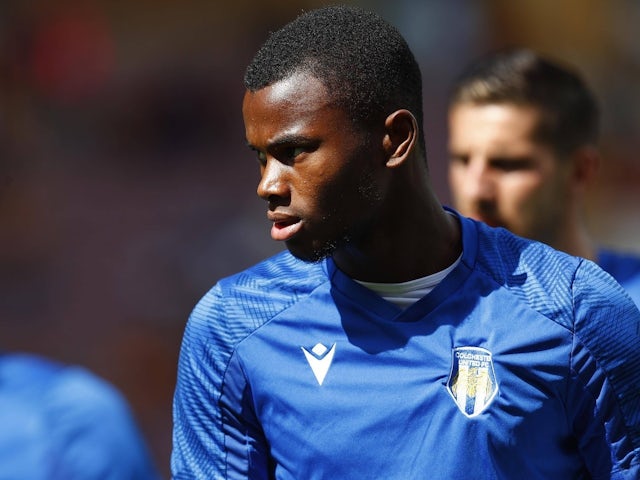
[244,5,425,153]
[448,48,599,155]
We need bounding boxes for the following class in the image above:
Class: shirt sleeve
[171,285,272,479]
[570,259,640,478]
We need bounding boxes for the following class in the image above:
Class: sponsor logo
[301,343,336,386]
[447,346,498,417]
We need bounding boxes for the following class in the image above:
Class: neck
[332,176,462,283]
[542,199,597,261]
[552,223,597,262]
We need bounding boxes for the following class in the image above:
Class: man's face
[448,103,572,244]
[242,72,386,262]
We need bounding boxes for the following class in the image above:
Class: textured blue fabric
[172,212,640,479]
[0,353,161,480]
[598,248,640,309]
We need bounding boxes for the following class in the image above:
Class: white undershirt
[355,253,462,309]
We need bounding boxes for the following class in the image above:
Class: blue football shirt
[0,353,160,480]
[172,212,640,479]
[598,248,640,309]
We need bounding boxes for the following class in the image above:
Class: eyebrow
[247,133,315,151]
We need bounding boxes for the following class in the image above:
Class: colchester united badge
[447,346,498,417]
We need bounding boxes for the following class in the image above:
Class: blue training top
[0,353,161,480]
[598,248,640,309]
[173,212,640,479]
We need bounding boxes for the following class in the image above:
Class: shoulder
[0,353,63,389]
[597,248,640,305]
[1,352,140,440]
[464,216,580,292]
[0,354,122,408]
[598,248,640,275]
[460,215,630,329]
[190,250,329,333]
[6,356,143,443]
[0,353,159,479]
[180,251,329,368]
[46,364,130,420]
[0,352,124,416]
[219,249,329,293]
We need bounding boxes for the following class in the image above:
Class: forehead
[259,72,328,105]
[449,103,548,149]
[242,73,338,138]
[451,103,543,131]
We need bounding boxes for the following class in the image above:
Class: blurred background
[1,0,638,476]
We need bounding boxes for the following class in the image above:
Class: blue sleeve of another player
[570,259,640,478]
[48,367,160,480]
[172,284,271,479]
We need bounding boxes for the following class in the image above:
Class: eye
[255,150,267,166]
[284,146,306,160]
[275,145,310,165]
[491,158,533,172]
[449,154,469,166]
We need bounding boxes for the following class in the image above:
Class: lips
[267,213,303,241]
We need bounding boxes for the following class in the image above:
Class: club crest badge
[447,346,498,418]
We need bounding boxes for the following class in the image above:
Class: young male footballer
[172,6,640,479]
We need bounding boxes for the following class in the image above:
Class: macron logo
[301,343,336,386]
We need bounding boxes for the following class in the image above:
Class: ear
[570,145,600,189]
[382,109,418,168]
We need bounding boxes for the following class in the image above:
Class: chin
[285,243,329,263]
[285,237,341,264]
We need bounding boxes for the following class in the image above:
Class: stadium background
[2,1,639,476]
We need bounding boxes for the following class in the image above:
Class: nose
[257,158,289,201]
[463,158,494,202]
